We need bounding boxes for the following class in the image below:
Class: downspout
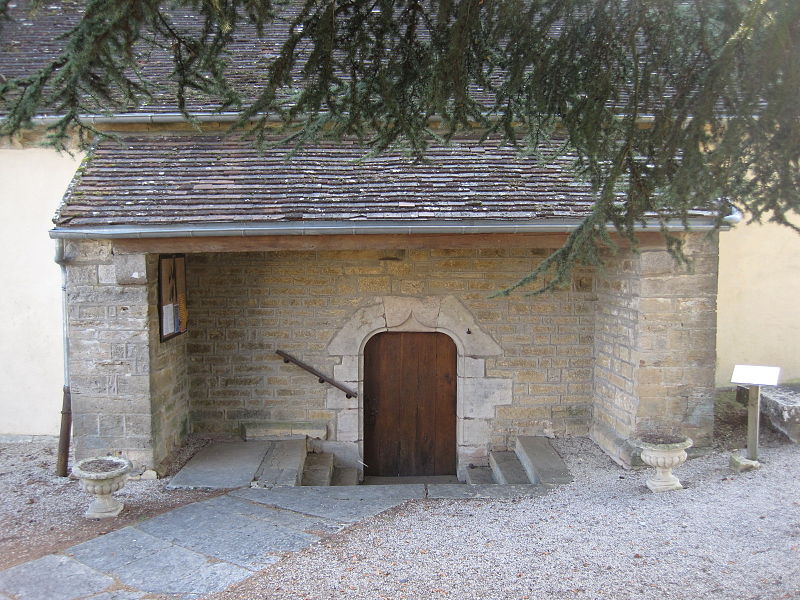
[54,239,71,477]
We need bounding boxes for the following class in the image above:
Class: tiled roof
[0,1,297,116]
[0,1,509,117]
[0,2,629,119]
[55,135,598,228]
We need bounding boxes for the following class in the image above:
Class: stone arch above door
[326,295,512,479]
[327,295,502,359]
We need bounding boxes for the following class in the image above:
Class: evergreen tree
[1,0,798,293]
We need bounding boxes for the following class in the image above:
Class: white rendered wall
[716,216,800,386]
[0,148,81,435]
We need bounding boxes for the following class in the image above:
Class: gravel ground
[208,437,800,600]
[0,436,221,569]
[2,433,798,599]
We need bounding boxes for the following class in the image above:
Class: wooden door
[363,332,456,476]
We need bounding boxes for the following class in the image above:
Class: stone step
[488,451,531,485]
[301,452,335,486]
[514,436,573,487]
[251,439,308,488]
[331,466,359,486]
[465,465,496,485]
[241,421,328,441]
[166,441,273,490]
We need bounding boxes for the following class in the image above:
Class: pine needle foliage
[1,0,798,294]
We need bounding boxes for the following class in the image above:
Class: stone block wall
[591,250,641,462]
[591,233,718,466]
[146,255,190,471]
[65,241,190,471]
[185,247,598,468]
[65,240,154,470]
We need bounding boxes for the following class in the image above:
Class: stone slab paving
[0,554,115,600]
[68,528,250,597]
[68,527,174,571]
[427,483,548,499]
[85,593,146,600]
[230,484,426,522]
[134,496,341,569]
[166,442,271,490]
[0,482,548,599]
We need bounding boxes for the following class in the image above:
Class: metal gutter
[28,112,658,127]
[49,217,723,240]
[31,112,244,125]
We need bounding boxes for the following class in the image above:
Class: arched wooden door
[363,332,457,476]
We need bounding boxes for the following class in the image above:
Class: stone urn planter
[635,436,693,493]
[72,456,132,518]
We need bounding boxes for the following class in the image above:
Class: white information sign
[162,304,176,337]
[730,365,781,386]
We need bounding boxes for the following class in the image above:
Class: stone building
[1,1,724,479]
[53,134,720,479]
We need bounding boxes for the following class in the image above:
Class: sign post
[730,365,780,468]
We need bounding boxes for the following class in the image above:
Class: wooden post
[745,384,761,461]
[731,366,779,471]
[56,385,72,477]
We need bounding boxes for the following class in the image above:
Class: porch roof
[54,134,608,233]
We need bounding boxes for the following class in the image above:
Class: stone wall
[146,255,190,471]
[591,250,641,461]
[63,234,718,474]
[185,248,598,471]
[591,233,718,466]
[65,241,154,470]
[65,242,190,471]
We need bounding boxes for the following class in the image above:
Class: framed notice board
[158,254,188,341]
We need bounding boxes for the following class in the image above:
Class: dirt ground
[0,435,222,570]
[712,387,790,450]
[0,388,790,573]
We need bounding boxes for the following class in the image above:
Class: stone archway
[326,296,512,479]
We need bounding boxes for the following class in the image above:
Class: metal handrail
[276,350,357,399]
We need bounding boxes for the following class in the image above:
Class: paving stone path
[0,484,544,600]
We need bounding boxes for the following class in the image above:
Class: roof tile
[55,135,596,228]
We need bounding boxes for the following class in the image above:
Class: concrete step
[241,421,328,440]
[514,436,573,486]
[331,466,359,486]
[465,465,496,485]
[301,452,335,486]
[251,439,308,488]
[488,451,531,485]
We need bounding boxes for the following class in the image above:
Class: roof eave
[48,217,723,240]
